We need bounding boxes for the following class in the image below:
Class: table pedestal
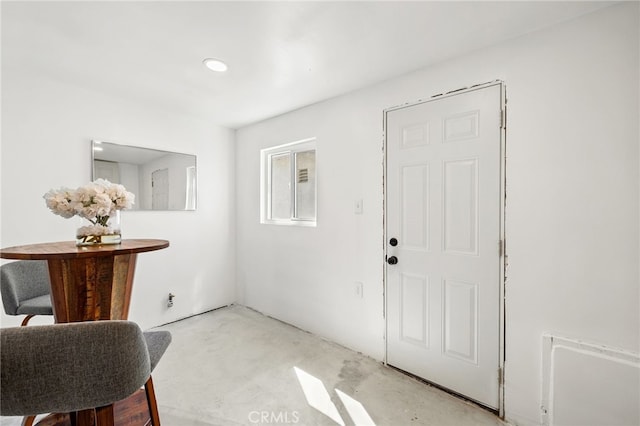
[48,253,137,322]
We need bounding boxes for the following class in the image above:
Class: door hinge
[498,367,504,384]
[499,240,504,257]
[500,108,506,129]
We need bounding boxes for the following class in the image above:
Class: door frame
[382,80,507,417]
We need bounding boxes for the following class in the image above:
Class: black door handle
[389,238,398,247]
[387,256,398,265]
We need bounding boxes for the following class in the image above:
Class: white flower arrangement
[44,179,135,244]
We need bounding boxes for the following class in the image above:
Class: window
[261,138,316,226]
[185,166,197,210]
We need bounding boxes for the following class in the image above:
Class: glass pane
[294,150,316,220]
[270,153,291,219]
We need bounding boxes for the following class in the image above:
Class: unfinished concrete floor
[0,305,507,426]
[153,305,505,426]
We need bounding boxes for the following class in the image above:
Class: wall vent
[298,168,309,183]
[541,334,640,426]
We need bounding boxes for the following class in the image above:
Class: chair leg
[20,315,35,326]
[94,405,114,426]
[145,376,161,426]
[20,415,35,426]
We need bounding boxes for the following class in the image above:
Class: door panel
[385,83,503,409]
[400,273,429,346]
[401,164,429,250]
[443,278,478,364]
[443,158,478,255]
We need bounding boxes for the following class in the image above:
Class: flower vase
[76,210,122,246]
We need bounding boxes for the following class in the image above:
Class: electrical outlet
[355,199,363,215]
[354,282,363,298]
[167,293,175,308]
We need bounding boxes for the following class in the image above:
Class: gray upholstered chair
[1,321,172,426]
[0,260,53,325]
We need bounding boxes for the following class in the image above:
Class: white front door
[385,83,504,409]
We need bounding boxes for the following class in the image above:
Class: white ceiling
[2,1,615,129]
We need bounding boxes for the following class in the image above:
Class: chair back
[0,260,50,315]
[0,321,151,416]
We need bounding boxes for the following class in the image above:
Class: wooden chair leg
[20,415,36,426]
[94,405,114,426]
[20,314,35,326]
[144,376,161,426]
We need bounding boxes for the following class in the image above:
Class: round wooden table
[0,239,169,322]
[0,239,170,426]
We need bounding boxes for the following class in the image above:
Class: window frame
[260,138,317,227]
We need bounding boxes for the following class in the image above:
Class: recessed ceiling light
[203,58,228,72]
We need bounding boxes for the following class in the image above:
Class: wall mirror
[92,140,197,211]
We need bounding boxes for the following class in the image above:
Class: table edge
[0,239,170,260]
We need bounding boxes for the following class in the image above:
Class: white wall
[1,60,236,330]
[236,3,639,425]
